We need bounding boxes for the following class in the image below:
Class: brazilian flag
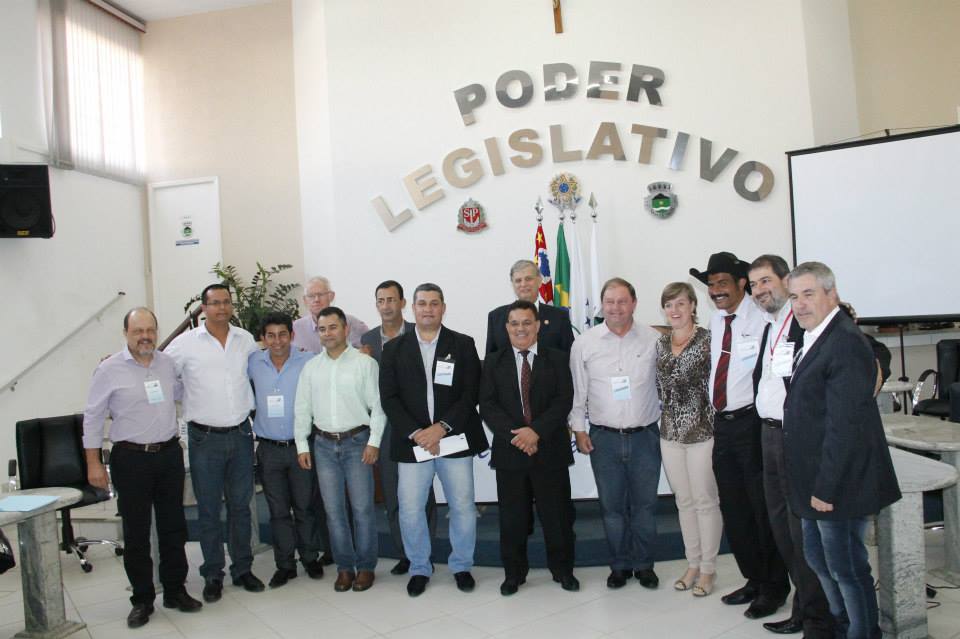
[554,223,570,308]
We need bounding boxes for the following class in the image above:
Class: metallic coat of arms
[644,182,678,219]
[456,198,488,233]
[548,173,582,215]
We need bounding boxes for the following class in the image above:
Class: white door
[147,177,222,336]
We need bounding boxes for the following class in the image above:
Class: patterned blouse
[655,326,715,444]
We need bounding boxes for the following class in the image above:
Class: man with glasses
[166,283,263,602]
[292,276,369,352]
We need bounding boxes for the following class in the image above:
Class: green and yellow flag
[554,223,570,308]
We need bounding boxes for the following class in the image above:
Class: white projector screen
[788,125,960,323]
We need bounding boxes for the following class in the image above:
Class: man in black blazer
[359,280,436,577]
[479,300,578,596]
[378,283,489,597]
[486,259,574,356]
[783,262,901,639]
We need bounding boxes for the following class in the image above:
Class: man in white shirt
[165,283,263,603]
[570,277,662,591]
[690,252,789,619]
[294,306,385,593]
[749,255,833,638]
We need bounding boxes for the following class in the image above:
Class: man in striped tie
[690,252,789,621]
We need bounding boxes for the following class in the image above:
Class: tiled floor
[2,528,960,638]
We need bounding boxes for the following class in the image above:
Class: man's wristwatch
[439,421,453,433]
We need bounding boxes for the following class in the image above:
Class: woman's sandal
[692,573,715,597]
[673,568,699,591]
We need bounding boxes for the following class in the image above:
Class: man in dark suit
[479,300,578,596]
[784,262,901,639]
[379,283,489,597]
[486,259,574,356]
[359,280,437,576]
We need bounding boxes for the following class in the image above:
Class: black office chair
[15,414,123,572]
[913,339,960,419]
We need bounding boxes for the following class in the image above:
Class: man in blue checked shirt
[248,312,325,588]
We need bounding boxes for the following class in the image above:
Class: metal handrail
[2,291,126,394]
[158,305,203,351]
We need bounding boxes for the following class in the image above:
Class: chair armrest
[913,369,939,409]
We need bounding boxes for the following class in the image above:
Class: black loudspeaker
[0,164,54,238]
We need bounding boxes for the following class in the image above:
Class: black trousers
[496,464,576,579]
[762,423,834,638]
[110,443,189,605]
[256,441,319,570]
[712,411,789,598]
[378,422,437,559]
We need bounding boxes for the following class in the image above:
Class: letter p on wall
[453,84,486,126]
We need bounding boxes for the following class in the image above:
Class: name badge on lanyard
[771,342,795,377]
[611,376,631,401]
[144,379,164,404]
[435,359,455,386]
[267,394,285,418]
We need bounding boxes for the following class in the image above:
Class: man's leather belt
[112,436,180,453]
[761,418,783,428]
[313,425,369,441]
[716,404,755,421]
[590,421,656,434]
[257,437,296,447]
[188,421,244,433]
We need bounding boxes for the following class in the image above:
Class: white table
[0,487,85,639]
[881,380,915,414]
[878,447,957,639]
[883,413,960,585]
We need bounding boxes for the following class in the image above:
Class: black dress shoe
[762,618,804,634]
[320,552,335,566]
[744,596,786,619]
[304,560,324,579]
[556,574,580,591]
[407,575,429,597]
[606,569,632,589]
[269,568,298,588]
[162,590,202,612]
[721,585,757,605]
[500,577,521,596]
[391,558,411,575]
[202,579,222,603]
[126,603,154,628]
[634,568,659,589]
[454,571,476,592]
[232,572,266,593]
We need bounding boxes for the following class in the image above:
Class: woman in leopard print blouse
[655,282,722,598]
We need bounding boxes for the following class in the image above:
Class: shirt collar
[415,326,440,346]
[512,342,539,358]
[804,306,841,341]
[599,320,637,338]
[719,295,752,318]
[762,302,792,325]
[320,344,355,361]
[199,321,237,338]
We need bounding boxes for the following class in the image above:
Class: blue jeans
[802,517,878,639]
[188,422,255,581]
[398,456,476,576]
[313,429,377,572]
[589,424,661,571]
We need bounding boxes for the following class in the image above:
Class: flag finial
[534,197,543,222]
[589,193,598,220]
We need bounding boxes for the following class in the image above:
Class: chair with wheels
[913,339,960,419]
[15,414,123,573]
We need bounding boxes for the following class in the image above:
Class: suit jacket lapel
[500,348,524,417]
[791,313,841,381]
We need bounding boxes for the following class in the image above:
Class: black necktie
[520,350,532,425]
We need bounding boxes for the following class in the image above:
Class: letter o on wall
[733,161,774,201]
[495,70,535,108]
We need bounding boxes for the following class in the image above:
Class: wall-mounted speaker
[0,164,54,238]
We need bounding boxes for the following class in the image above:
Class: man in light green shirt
[294,306,386,593]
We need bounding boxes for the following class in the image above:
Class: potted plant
[184,262,301,335]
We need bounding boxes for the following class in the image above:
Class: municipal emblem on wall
[548,172,582,213]
[644,182,678,219]
[457,198,488,233]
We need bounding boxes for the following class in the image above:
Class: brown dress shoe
[334,570,356,592]
[353,570,375,592]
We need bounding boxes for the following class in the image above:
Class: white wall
[292,0,852,342]
[0,0,147,470]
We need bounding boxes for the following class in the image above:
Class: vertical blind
[43,0,145,184]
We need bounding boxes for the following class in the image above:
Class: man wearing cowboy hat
[690,252,789,621]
